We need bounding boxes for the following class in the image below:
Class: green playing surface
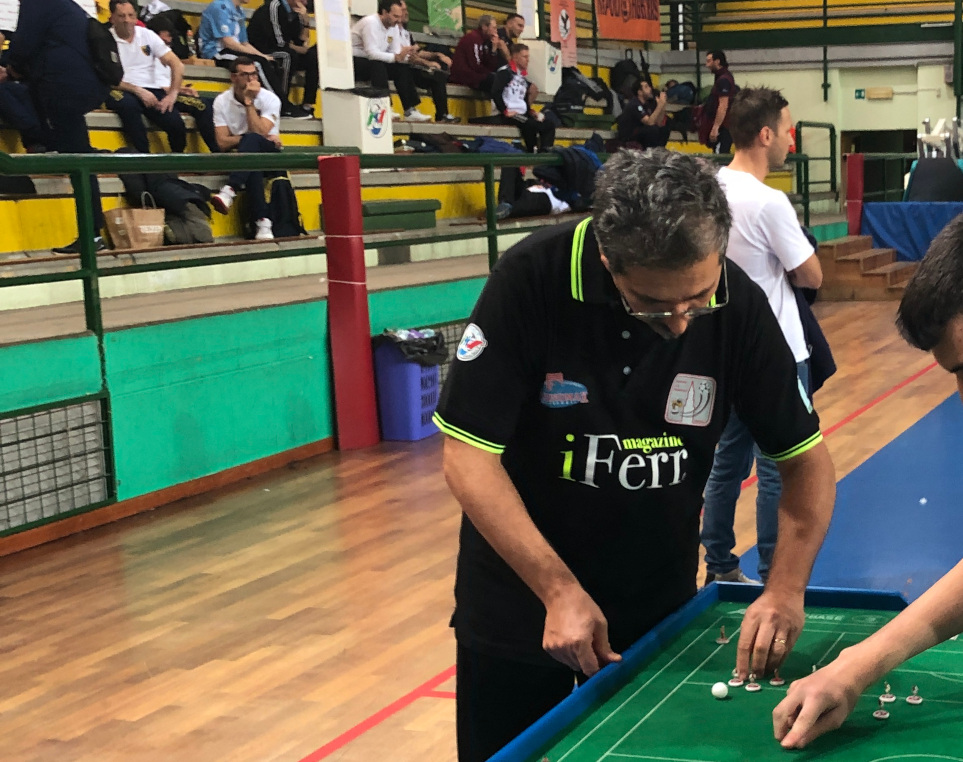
[529,601,963,761]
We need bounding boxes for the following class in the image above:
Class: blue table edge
[487,583,908,762]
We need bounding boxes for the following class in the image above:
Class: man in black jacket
[247,0,317,113]
[5,0,109,253]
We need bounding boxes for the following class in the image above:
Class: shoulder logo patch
[456,323,487,361]
[540,373,589,407]
[665,373,716,427]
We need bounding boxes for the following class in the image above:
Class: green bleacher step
[323,199,443,233]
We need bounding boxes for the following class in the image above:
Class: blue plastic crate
[373,342,440,441]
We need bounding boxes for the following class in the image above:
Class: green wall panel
[105,302,332,501]
[812,221,849,243]
[0,335,102,414]
[368,278,486,333]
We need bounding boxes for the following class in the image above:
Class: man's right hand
[138,88,160,109]
[542,584,622,676]
[244,79,261,103]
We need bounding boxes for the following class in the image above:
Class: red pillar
[845,153,865,237]
[318,154,380,450]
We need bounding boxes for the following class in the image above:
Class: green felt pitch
[530,602,963,762]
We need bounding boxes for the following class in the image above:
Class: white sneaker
[404,108,431,122]
[211,185,235,214]
[254,218,274,240]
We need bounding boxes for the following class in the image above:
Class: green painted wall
[104,302,332,501]
[0,335,102,414]
[368,277,487,333]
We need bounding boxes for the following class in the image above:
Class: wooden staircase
[817,235,918,301]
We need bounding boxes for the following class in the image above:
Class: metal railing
[859,152,917,202]
[796,120,837,199]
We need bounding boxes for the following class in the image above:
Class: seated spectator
[615,78,670,149]
[351,0,432,122]
[450,14,504,93]
[138,0,171,23]
[248,0,318,113]
[144,13,221,153]
[495,13,524,65]
[0,30,47,153]
[210,57,283,240]
[198,0,310,118]
[389,1,458,123]
[106,1,201,154]
[491,44,554,153]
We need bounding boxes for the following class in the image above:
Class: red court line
[297,665,456,762]
[423,690,458,699]
[301,361,940,761]
[739,361,939,491]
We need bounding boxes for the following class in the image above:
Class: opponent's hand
[543,585,622,676]
[772,655,867,748]
[735,590,804,678]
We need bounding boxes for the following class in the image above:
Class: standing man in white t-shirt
[209,57,283,240]
[701,87,825,586]
[106,0,188,153]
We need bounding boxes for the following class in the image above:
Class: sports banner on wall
[594,0,660,42]
[550,0,577,68]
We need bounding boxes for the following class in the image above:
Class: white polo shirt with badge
[111,25,172,90]
[213,88,282,137]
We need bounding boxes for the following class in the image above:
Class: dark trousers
[106,88,188,153]
[269,46,319,104]
[0,81,47,150]
[711,125,733,154]
[37,96,104,229]
[174,93,219,153]
[456,643,582,762]
[412,67,449,118]
[497,113,555,152]
[352,56,420,112]
[226,132,281,223]
[629,123,672,149]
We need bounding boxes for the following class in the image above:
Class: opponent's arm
[774,558,963,748]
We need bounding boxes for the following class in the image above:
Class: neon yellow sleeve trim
[432,413,506,455]
[570,217,590,302]
[764,431,824,463]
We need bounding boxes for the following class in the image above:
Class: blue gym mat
[739,394,962,601]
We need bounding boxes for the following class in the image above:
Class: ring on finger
[774,638,787,644]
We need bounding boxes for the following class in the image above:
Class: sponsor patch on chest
[540,373,589,407]
[664,373,716,427]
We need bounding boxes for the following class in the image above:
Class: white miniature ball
[711,681,729,700]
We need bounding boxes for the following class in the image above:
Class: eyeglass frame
[619,259,729,321]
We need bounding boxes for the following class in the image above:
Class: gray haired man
[434,149,836,761]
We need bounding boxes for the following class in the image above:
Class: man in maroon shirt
[450,14,506,93]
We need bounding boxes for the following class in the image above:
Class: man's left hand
[735,589,805,678]
[437,53,452,67]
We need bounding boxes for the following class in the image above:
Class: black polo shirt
[434,217,822,665]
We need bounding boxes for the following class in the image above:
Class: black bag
[376,329,448,367]
[265,173,307,238]
[165,204,214,245]
[665,81,697,105]
[87,18,123,88]
[610,50,647,99]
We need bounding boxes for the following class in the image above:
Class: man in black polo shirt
[434,149,836,762]
[703,49,737,153]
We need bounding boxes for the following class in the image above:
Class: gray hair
[897,212,963,350]
[477,14,495,29]
[593,148,731,273]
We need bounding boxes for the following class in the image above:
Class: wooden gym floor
[0,299,957,762]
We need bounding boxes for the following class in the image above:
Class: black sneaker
[436,114,460,124]
[52,236,107,255]
[282,104,314,120]
[494,202,513,220]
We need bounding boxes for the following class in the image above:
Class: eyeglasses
[234,71,259,79]
[620,260,729,320]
